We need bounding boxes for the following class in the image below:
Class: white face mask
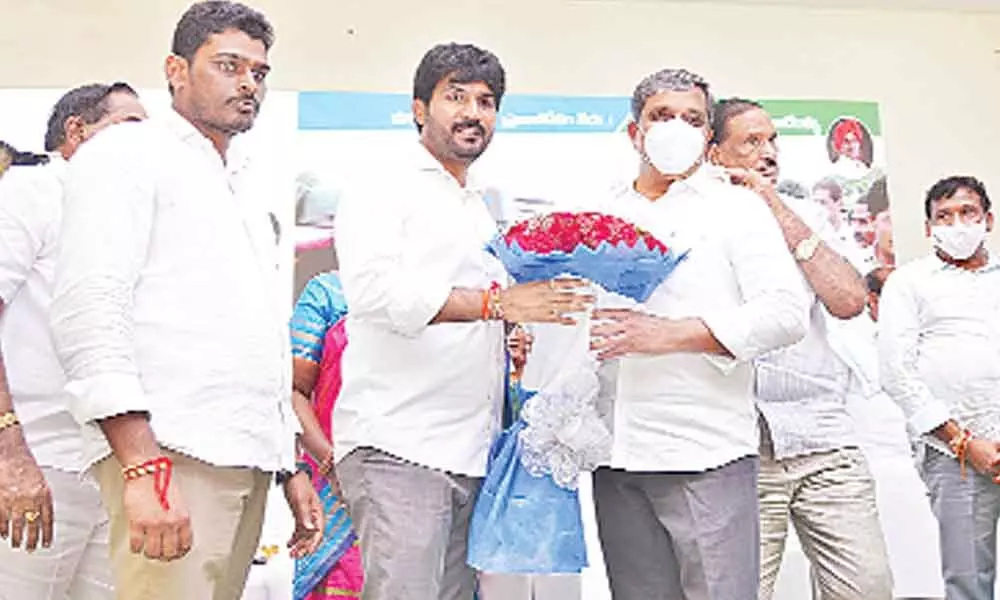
[641,118,706,176]
[931,220,987,260]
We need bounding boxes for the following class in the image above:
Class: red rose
[503,212,671,256]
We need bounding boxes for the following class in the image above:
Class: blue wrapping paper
[470,217,687,575]
[467,391,588,574]
[486,237,687,301]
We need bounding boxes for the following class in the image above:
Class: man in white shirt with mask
[879,175,1000,600]
[586,68,810,600]
[0,82,146,600]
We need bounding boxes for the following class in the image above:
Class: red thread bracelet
[122,457,174,511]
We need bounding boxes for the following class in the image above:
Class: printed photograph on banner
[761,100,892,272]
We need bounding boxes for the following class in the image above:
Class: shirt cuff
[0,280,19,304]
[703,354,741,375]
[908,400,951,437]
[387,278,454,337]
[700,310,754,364]
[65,373,149,427]
[278,397,300,472]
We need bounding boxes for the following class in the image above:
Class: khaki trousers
[95,450,271,600]
[758,441,893,600]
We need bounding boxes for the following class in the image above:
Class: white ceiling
[584,0,1000,12]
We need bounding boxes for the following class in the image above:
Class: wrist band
[0,411,19,433]
[481,288,492,320]
[481,281,503,321]
[122,456,174,511]
[949,429,973,480]
[295,460,314,481]
[317,450,336,477]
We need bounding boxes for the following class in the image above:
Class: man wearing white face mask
[878,175,1000,600]
[586,68,810,600]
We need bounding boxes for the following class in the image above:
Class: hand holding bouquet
[468,211,687,574]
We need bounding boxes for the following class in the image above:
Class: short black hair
[412,43,506,131]
[862,175,889,216]
[924,175,991,219]
[0,140,50,166]
[864,266,893,296]
[710,97,763,144]
[44,82,138,152]
[171,1,274,61]
[631,68,713,123]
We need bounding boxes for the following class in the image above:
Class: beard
[426,116,492,163]
[222,96,260,134]
[192,95,260,136]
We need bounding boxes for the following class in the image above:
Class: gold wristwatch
[794,233,821,262]
[0,411,19,432]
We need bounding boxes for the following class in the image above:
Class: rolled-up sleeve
[877,273,949,435]
[701,191,810,363]
[49,127,155,427]
[335,184,453,337]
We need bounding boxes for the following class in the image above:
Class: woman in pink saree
[290,272,363,600]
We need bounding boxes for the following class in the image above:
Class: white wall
[2,0,997,261]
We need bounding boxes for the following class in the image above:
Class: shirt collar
[162,107,210,147]
[621,162,718,203]
[410,141,483,194]
[161,108,250,172]
[931,250,1000,273]
[47,154,68,182]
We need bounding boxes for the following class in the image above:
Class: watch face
[797,236,819,260]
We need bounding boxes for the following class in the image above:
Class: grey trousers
[337,447,481,600]
[593,456,760,600]
[919,446,1000,600]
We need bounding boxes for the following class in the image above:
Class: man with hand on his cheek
[709,97,892,600]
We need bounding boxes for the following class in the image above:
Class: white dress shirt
[588,169,810,472]
[50,110,296,472]
[0,158,83,471]
[333,143,507,478]
[754,194,857,459]
[837,315,913,460]
[879,253,1000,456]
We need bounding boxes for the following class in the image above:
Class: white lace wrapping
[516,285,632,490]
[519,361,611,489]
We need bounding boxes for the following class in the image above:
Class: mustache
[452,120,485,136]
[228,95,260,111]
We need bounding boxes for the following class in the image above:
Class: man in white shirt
[333,43,591,600]
[585,69,809,600]
[708,98,893,599]
[0,81,146,600]
[879,175,1000,600]
[48,3,321,599]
